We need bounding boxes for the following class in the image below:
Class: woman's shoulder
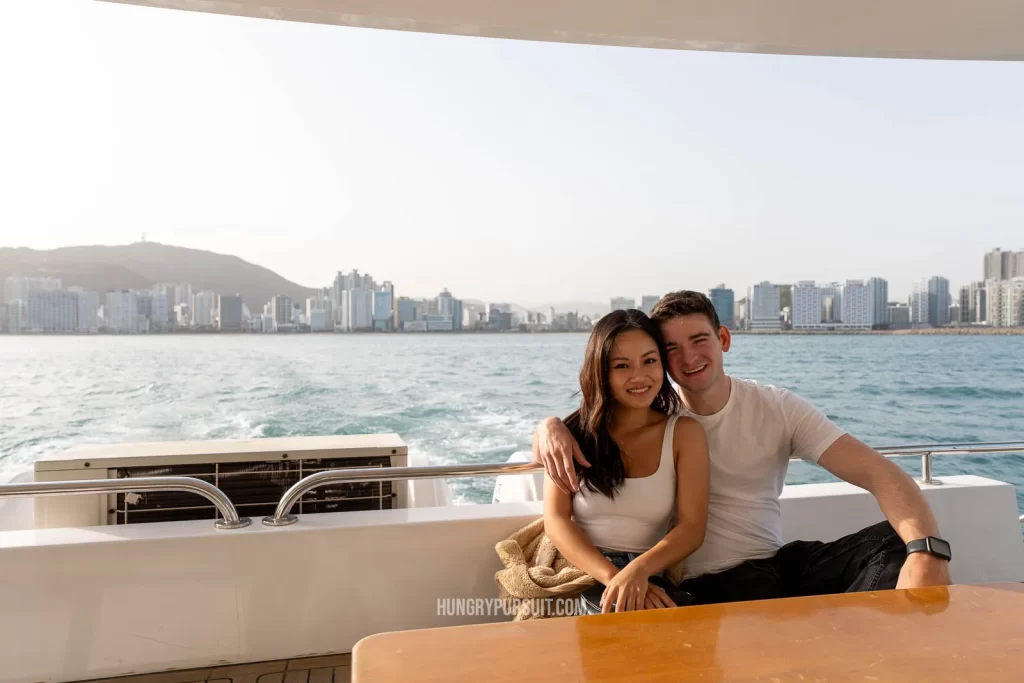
[671,415,707,454]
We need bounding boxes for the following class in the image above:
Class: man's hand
[532,417,590,494]
[896,553,951,590]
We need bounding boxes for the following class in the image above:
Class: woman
[543,308,710,613]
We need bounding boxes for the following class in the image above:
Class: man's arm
[817,434,951,589]
[531,417,590,494]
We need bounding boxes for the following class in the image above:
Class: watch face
[929,537,951,558]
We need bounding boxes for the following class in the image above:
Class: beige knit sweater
[494,517,596,620]
[495,517,688,620]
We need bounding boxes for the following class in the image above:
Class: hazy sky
[1,2,1021,304]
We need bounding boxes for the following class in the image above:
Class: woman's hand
[601,561,662,613]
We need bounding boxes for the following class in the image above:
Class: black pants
[676,521,907,605]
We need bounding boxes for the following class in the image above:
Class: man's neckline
[680,375,734,418]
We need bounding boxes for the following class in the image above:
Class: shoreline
[732,328,1024,336]
[3,327,1023,337]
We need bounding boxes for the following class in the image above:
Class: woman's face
[606,329,665,410]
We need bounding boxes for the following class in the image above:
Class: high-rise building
[867,277,888,327]
[219,295,244,331]
[5,301,27,333]
[818,283,842,323]
[735,298,748,330]
[437,289,454,318]
[70,288,99,333]
[27,290,78,332]
[306,287,333,326]
[452,298,464,331]
[174,284,193,318]
[792,281,823,329]
[397,297,418,330]
[984,248,1016,281]
[3,276,62,304]
[270,295,293,328]
[373,286,395,332]
[610,297,635,311]
[639,295,661,315]
[911,277,951,326]
[104,291,140,334]
[958,285,972,324]
[910,282,927,324]
[1007,279,1024,328]
[970,281,987,324]
[707,286,734,329]
[489,303,514,330]
[332,270,376,325]
[748,282,781,330]
[192,291,217,328]
[928,276,951,326]
[339,289,373,331]
[841,280,871,329]
[152,290,169,329]
[986,278,1024,328]
[958,282,987,325]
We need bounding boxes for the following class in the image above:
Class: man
[533,290,951,605]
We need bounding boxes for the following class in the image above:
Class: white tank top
[572,415,678,553]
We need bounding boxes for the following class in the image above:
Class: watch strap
[906,536,951,561]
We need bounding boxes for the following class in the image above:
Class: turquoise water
[1,334,1023,510]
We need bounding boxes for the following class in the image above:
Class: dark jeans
[580,551,696,613]
[676,521,907,605]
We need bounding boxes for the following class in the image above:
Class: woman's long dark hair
[564,308,680,498]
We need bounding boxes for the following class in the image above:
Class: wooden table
[353,583,1024,682]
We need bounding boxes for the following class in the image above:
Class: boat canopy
[102,0,1024,61]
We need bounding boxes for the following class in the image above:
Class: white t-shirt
[677,377,845,579]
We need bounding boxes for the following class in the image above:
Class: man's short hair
[650,291,722,330]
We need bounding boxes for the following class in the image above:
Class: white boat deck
[78,655,351,683]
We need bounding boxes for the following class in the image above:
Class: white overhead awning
[101,0,1024,61]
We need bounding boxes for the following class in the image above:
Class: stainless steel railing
[262,462,543,526]
[873,441,1024,485]
[262,441,1024,527]
[0,476,251,530]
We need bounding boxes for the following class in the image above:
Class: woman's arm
[633,417,710,575]
[542,473,620,585]
[597,417,710,612]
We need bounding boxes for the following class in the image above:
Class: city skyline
[3,2,1023,304]
[6,246,1023,334]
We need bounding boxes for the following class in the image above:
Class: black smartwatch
[906,536,951,562]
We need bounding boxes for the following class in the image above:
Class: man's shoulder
[730,377,814,411]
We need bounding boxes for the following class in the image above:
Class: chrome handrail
[0,476,251,530]
[262,462,543,526]
[872,441,1024,485]
[262,441,1024,526]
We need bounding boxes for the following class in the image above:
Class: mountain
[0,242,316,310]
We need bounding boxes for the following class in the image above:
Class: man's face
[659,313,731,394]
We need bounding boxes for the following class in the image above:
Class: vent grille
[113,456,395,524]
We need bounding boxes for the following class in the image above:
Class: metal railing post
[920,452,937,485]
